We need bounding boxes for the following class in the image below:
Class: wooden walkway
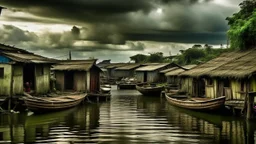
[225,100,244,110]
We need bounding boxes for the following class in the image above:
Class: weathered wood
[165,93,226,111]
[24,94,86,113]
[136,84,163,96]
[246,92,256,119]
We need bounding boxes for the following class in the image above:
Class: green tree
[147,52,164,63]
[130,54,147,63]
[226,0,256,50]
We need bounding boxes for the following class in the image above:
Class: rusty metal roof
[135,63,172,71]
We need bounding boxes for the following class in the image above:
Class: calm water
[0,85,256,143]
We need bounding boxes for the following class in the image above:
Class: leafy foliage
[130,44,229,65]
[226,0,256,50]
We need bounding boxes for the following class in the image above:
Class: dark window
[0,68,4,78]
[208,79,213,86]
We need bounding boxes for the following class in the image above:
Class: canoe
[165,93,226,111]
[24,94,86,113]
[136,84,164,96]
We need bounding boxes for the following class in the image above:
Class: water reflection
[0,89,255,143]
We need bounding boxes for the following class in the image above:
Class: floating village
[0,43,256,120]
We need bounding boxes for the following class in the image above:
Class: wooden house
[114,63,142,79]
[104,63,126,79]
[164,65,196,91]
[180,49,256,102]
[0,44,54,96]
[135,63,177,83]
[51,60,102,93]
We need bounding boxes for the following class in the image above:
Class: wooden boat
[100,86,111,93]
[165,93,226,111]
[117,83,136,89]
[87,92,111,101]
[24,94,86,113]
[136,83,164,96]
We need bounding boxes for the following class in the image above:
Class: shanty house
[114,63,142,79]
[164,65,196,91]
[180,49,256,101]
[51,60,102,93]
[0,44,54,96]
[135,63,177,83]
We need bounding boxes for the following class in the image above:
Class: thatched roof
[135,63,173,71]
[52,60,101,71]
[180,49,255,78]
[115,64,141,70]
[0,44,55,64]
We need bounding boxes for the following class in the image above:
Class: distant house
[0,44,54,96]
[180,49,256,102]
[114,63,142,79]
[105,63,127,80]
[135,63,177,83]
[97,59,111,68]
[164,65,196,91]
[51,60,102,93]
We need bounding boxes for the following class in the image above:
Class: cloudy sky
[0,0,242,62]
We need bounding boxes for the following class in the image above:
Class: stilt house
[114,63,142,79]
[180,49,256,102]
[51,60,102,93]
[0,44,54,96]
[135,63,177,83]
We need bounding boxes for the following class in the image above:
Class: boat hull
[165,94,226,111]
[136,85,163,96]
[24,94,86,113]
[118,84,136,89]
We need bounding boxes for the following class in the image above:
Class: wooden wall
[0,64,12,96]
[135,71,144,83]
[180,77,193,95]
[55,71,65,91]
[114,70,133,79]
[12,64,23,95]
[74,71,87,92]
[90,67,100,92]
[35,64,50,94]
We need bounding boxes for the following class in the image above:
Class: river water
[0,86,255,143]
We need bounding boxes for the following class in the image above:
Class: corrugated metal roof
[165,68,185,76]
[160,67,179,73]
[115,64,141,70]
[105,63,127,69]
[52,60,101,71]
[135,63,172,71]
[1,52,55,63]
[51,63,94,71]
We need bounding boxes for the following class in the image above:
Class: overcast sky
[0,0,242,62]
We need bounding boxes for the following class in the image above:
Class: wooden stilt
[246,92,256,120]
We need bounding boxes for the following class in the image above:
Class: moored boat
[24,94,86,113]
[118,83,136,89]
[136,83,164,96]
[165,93,226,111]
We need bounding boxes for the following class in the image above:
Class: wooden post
[246,92,256,119]
[8,65,14,112]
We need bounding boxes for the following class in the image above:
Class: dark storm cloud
[0,25,145,52]
[0,0,242,45]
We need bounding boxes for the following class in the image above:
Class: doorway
[64,71,74,90]
[192,78,205,97]
[143,72,147,82]
[23,64,35,90]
